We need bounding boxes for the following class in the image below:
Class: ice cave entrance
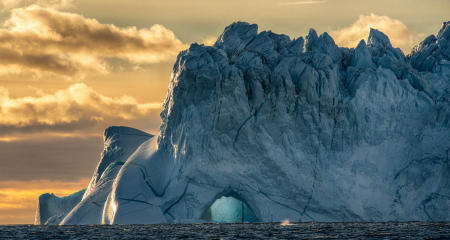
[203,196,257,223]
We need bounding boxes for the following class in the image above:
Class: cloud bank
[0,83,161,128]
[0,5,185,75]
[331,14,420,53]
[0,0,74,10]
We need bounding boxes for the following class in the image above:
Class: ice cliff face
[60,126,153,224]
[37,21,450,224]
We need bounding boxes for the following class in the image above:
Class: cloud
[0,83,162,129]
[0,46,105,75]
[278,0,327,6]
[0,5,186,76]
[0,0,74,11]
[330,14,421,53]
[202,36,217,46]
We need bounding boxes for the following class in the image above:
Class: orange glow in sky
[0,179,89,224]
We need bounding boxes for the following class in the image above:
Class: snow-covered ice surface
[37,21,450,224]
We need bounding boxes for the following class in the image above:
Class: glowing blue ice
[209,196,257,223]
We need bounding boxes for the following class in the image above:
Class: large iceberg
[37,21,450,224]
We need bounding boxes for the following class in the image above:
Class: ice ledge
[104,126,152,141]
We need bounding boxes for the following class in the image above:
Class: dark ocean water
[0,222,449,239]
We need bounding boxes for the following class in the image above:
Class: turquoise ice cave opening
[202,196,258,223]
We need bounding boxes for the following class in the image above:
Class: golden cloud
[0,83,162,127]
[0,5,186,75]
[331,14,421,53]
[0,0,74,10]
[202,36,217,46]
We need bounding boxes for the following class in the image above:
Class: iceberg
[35,189,85,225]
[36,21,450,224]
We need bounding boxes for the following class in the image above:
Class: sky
[0,0,448,224]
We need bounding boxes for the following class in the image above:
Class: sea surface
[0,222,449,239]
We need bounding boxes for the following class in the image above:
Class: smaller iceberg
[34,189,85,225]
